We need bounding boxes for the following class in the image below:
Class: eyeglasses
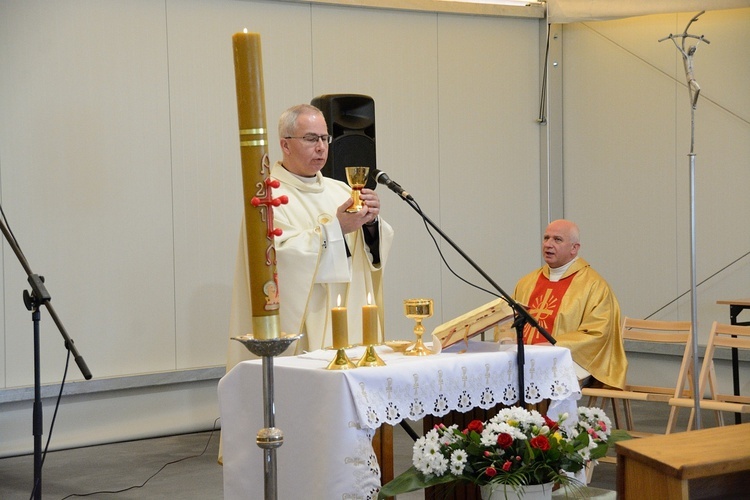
[284,133,333,145]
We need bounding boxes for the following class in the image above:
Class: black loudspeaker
[310,94,377,190]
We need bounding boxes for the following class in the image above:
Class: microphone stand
[379,178,554,407]
[0,214,92,500]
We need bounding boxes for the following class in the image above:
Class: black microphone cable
[59,418,221,499]
[406,196,500,299]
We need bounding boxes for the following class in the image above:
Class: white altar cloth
[218,342,580,500]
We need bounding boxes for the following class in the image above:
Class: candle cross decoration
[251,166,289,241]
[249,158,288,313]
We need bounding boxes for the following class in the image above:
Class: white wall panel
[561,8,750,347]
[562,20,680,319]
[165,0,313,368]
[0,0,175,384]
[310,6,444,338]
[437,15,543,323]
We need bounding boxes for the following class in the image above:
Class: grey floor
[0,402,745,499]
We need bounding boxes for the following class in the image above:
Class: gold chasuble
[514,258,627,389]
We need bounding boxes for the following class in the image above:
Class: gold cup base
[404,338,433,356]
[326,348,357,370]
[356,344,386,367]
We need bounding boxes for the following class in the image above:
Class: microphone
[371,169,413,200]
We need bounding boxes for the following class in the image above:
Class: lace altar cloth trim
[313,342,580,429]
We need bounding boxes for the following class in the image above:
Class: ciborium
[404,298,434,356]
[345,166,369,212]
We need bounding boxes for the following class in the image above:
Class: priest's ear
[571,241,580,257]
[280,137,292,155]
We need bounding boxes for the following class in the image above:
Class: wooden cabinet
[616,423,750,499]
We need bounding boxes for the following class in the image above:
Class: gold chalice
[345,166,369,213]
[404,298,434,356]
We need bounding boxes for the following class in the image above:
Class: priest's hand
[337,189,380,234]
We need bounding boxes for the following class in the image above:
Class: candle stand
[357,344,386,367]
[327,347,357,370]
[232,334,302,500]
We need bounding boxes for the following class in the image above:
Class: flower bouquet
[378,406,613,499]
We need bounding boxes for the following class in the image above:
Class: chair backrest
[582,317,695,435]
[697,322,750,402]
[704,321,750,351]
[621,317,692,344]
[621,317,694,398]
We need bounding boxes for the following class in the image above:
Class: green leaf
[377,466,457,499]
[608,429,633,445]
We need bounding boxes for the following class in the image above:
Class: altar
[218,341,581,499]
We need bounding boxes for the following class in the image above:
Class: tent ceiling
[547,0,750,23]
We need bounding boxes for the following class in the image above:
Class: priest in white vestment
[226,104,394,370]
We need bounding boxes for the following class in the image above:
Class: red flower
[485,466,498,477]
[502,460,512,472]
[466,419,484,433]
[530,435,550,451]
[543,415,559,431]
[496,433,513,449]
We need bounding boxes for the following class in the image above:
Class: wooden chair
[669,321,750,427]
[582,317,695,437]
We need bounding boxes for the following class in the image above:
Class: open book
[431,297,515,350]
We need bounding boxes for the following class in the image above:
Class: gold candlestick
[357,344,386,367]
[404,298,434,356]
[357,295,385,367]
[327,296,355,370]
[326,348,356,370]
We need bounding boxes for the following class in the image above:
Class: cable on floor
[58,417,221,499]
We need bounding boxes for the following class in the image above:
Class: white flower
[426,453,449,475]
[450,449,468,475]
[409,406,611,486]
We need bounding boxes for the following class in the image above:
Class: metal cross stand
[659,10,710,430]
